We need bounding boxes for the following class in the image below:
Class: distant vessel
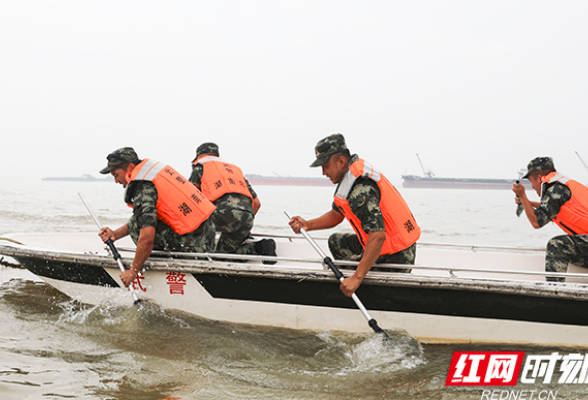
[245,174,332,187]
[41,173,330,186]
[402,154,532,190]
[401,175,532,190]
[42,174,112,182]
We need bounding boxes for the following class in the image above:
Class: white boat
[1,232,588,347]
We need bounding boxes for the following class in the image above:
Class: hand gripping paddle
[285,211,388,338]
[79,192,141,305]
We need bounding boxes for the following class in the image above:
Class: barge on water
[403,153,532,190]
[401,175,533,190]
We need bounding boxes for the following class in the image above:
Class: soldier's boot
[255,239,277,265]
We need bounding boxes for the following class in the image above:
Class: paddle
[284,211,389,338]
[515,180,524,217]
[78,192,141,305]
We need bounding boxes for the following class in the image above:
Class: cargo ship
[41,174,331,187]
[401,175,532,190]
[42,174,113,182]
[402,154,531,190]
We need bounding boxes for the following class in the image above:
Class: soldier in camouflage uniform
[289,134,420,297]
[190,143,277,264]
[98,147,216,287]
[513,156,588,282]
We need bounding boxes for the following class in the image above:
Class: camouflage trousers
[545,234,588,282]
[211,207,259,255]
[328,232,416,273]
[127,216,216,253]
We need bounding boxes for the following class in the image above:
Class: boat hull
[4,236,588,347]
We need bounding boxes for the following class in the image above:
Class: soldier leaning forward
[289,133,420,297]
[190,142,277,264]
[99,147,216,287]
[513,156,588,282]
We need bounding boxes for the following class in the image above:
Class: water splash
[341,330,425,374]
[313,329,426,375]
[55,294,193,336]
[56,296,132,327]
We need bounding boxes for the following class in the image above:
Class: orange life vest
[192,155,253,202]
[128,159,215,235]
[541,172,588,235]
[333,158,420,255]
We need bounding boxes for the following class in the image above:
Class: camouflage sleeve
[348,178,385,233]
[189,163,203,190]
[130,181,159,229]
[534,182,572,227]
[244,178,257,199]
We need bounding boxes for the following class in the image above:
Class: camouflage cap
[310,134,348,167]
[522,156,556,179]
[99,147,141,174]
[194,142,220,161]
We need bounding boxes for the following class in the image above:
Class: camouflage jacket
[331,155,386,233]
[535,181,572,227]
[125,180,159,229]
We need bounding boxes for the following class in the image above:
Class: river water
[0,177,584,400]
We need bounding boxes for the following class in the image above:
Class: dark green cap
[310,134,348,167]
[194,142,220,161]
[522,156,556,179]
[99,147,140,174]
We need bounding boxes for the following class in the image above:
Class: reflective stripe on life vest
[132,159,164,181]
[129,159,215,235]
[546,173,571,185]
[333,158,420,255]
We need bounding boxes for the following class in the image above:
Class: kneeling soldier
[190,142,277,264]
[99,147,216,286]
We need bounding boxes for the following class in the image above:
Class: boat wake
[198,328,426,398]
[53,294,427,377]
[1,278,429,399]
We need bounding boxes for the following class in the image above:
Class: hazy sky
[2,1,588,183]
